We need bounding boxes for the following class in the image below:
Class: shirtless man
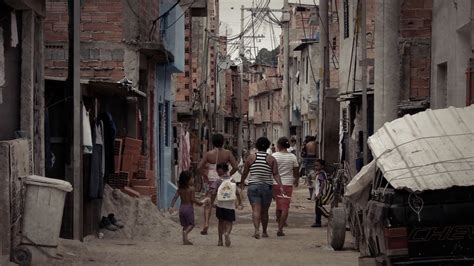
[304,136,318,200]
[197,133,239,235]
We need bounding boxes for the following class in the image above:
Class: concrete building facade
[43,0,184,236]
[0,0,47,263]
[431,0,474,109]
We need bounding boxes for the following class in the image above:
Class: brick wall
[45,0,126,80]
[45,0,161,81]
[174,10,192,103]
[400,0,432,100]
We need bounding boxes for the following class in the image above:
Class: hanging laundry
[89,120,105,199]
[182,131,191,170]
[99,112,117,177]
[83,104,93,154]
[10,12,18,47]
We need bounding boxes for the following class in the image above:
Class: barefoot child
[170,171,203,245]
[214,163,243,247]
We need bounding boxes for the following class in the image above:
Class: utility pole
[319,0,329,159]
[67,0,82,240]
[237,5,245,158]
[281,0,290,137]
[360,0,368,164]
[282,0,290,138]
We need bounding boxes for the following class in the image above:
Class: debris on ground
[100,185,179,240]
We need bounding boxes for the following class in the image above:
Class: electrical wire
[314,0,340,70]
[344,0,361,93]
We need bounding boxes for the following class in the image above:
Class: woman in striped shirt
[241,137,283,239]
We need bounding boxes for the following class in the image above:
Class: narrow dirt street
[56,186,359,265]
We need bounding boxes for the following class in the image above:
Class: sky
[219,0,318,60]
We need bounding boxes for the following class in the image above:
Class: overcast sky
[219,0,318,59]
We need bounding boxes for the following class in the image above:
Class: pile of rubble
[100,185,179,240]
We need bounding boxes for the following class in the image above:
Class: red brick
[102,61,118,68]
[106,13,122,22]
[130,178,155,187]
[415,10,432,19]
[90,13,107,22]
[400,19,423,29]
[94,70,112,78]
[53,61,68,68]
[133,186,156,196]
[404,0,424,9]
[82,4,100,13]
[410,77,430,89]
[81,69,94,78]
[121,186,140,198]
[97,3,123,12]
[423,0,433,8]
[423,19,432,27]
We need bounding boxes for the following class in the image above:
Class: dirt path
[56,187,359,265]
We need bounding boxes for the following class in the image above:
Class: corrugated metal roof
[368,105,474,192]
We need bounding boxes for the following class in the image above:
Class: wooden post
[34,14,45,176]
[20,10,35,173]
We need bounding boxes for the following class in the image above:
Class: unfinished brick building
[43,0,179,238]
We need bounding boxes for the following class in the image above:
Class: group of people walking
[170,133,327,246]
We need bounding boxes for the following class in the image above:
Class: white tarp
[369,105,474,192]
[345,160,375,207]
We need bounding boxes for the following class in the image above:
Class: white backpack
[217,179,237,202]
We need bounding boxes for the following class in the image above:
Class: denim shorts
[247,184,273,207]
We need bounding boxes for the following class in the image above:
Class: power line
[313,0,340,69]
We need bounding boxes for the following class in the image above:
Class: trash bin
[19,175,73,263]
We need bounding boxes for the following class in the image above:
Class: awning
[293,40,319,51]
[84,81,146,98]
[45,78,146,98]
[368,105,474,192]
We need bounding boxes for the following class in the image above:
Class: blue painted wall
[155,1,185,209]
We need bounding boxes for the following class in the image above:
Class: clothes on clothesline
[98,112,117,178]
[83,104,93,154]
[89,120,105,199]
[180,130,191,171]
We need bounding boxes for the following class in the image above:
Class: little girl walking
[213,163,243,247]
[170,171,203,245]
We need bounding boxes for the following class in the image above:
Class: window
[467,61,474,106]
[436,63,448,108]
[306,56,309,84]
[185,96,190,101]
[343,0,350,39]
[267,96,270,110]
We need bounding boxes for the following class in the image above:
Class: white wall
[431,0,473,109]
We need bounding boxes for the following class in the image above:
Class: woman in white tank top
[197,134,239,235]
[272,137,299,236]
